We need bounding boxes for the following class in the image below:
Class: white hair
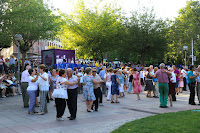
[26,65,31,70]
[159,63,165,68]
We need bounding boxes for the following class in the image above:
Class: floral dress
[50,75,59,92]
[83,76,96,101]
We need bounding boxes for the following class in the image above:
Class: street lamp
[14,34,23,92]
[183,46,188,67]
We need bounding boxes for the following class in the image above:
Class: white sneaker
[14,93,18,96]
[57,118,64,121]
[90,110,94,112]
[99,103,104,106]
[2,96,6,98]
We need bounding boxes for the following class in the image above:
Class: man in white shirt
[66,68,79,120]
[21,65,31,108]
[181,67,187,91]
[169,68,176,101]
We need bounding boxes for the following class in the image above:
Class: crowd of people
[1,56,200,121]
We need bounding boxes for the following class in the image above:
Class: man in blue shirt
[10,55,15,73]
[187,65,198,105]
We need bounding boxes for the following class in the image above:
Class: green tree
[125,8,169,65]
[58,0,126,61]
[4,0,61,69]
[166,1,200,65]
[0,0,12,51]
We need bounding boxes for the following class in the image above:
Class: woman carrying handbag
[53,69,79,121]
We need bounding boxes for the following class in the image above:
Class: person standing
[83,67,97,112]
[37,64,49,115]
[128,69,134,94]
[55,69,79,121]
[66,68,79,120]
[153,67,159,98]
[106,68,113,101]
[49,69,59,100]
[145,68,154,98]
[0,55,4,74]
[173,65,180,95]
[169,68,176,104]
[155,63,171,108]
[187,65,198,105]
[181,67,187,91]
[111,69,120,103]
[132,68,142,100]
[9,55,15,73]
[99,66,106,106]
[196,66,200,105]
[92,68,103,111]
[27,68,39,114]
[118,69,125,97]
[21,65,31,108]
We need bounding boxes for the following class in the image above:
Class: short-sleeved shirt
[106,73,112,82]
[27,76,38,91]
[155,69,171,83]
[38,72,49,91]
[93,74,101,89]
[118,74,125,84]
[187,71,196,83]
[66,75,78,89]
[56,77,68,90]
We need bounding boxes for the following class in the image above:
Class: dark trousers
[101,82,106,94]
[189,83,196,104]
[92,87,101,110]
[55,98,66,118]
[172,83,176,101]
[99,88,103,103]
[183,77,187,91]
[21,82,29,107]
[67,88,78,119]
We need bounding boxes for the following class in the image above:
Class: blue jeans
[27,90,37,112]
[128,82,134,92]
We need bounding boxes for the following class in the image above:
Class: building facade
[0,38,62,60]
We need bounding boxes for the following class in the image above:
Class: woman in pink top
[179,71,184,93]
[106,68,113,101]
[132,68,142,100]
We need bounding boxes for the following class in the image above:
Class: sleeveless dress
[133,72,142,93]
[145,73,155,91]
[83,76,96,101]
[111,75,119,95]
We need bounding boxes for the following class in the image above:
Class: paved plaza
[0,88,200,133]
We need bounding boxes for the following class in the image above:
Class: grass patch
[111,110,200,133]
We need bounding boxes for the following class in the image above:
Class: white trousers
[106,82,112,100]
[119,84,124,92]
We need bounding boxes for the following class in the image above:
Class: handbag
[52,88,67,99]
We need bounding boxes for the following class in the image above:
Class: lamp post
[183,46,188,68]
[14,34,23,91]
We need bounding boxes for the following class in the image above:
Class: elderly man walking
[21,65,31,108]
[155,63,171,108]
[66,68,79,120]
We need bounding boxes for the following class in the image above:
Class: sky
[47,0,189,19]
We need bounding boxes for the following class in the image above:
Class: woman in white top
[106,68,113,101]
[37,64,49,115]
[27,68,39,114]
[55,69,79,121]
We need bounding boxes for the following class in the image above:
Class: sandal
[115,101,120,103]
[111,101,114,103]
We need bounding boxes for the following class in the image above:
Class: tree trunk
[22,53,26,71]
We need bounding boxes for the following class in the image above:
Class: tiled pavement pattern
[0,88,200,133]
